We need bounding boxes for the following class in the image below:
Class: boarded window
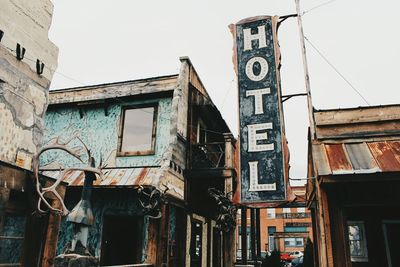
[118,104,157,156]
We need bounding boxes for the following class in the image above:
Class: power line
[302,0,337,15]
[304,36,371,106]
[2,44,85,86]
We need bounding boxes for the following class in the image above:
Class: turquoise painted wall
[57,190,149,262]
[42,97,172,168]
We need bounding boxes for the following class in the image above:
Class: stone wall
[0,0,58,170]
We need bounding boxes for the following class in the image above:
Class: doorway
[190,221,203,267]
[383,221,400,267]
[100,215,143,266]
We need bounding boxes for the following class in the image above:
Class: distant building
[236,186,313,258]
[0,1,63,266]
[307,104,400,267]
[42,57,237,266]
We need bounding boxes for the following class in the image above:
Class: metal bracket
[282,93,307,103]
[278,14,298,29]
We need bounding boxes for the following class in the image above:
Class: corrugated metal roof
[313,141,400,176]
[42,167,159,187]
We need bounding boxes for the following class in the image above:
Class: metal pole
[295,0,317,139]
[256,208,261,262]
[241,206,248,264]
[250,208,256,261]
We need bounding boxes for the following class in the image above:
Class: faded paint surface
[42,97,172,169]
[0,0,59,80]
[57,190,148,261]
[0,0,58,171]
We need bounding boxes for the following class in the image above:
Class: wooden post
[0,187,10,232]
[241,206,247,264]
[146,216,160,264]
[156,204,170,267]
[255,209,261,262]
[295,0,316,139]
[224,133,234,200]
[250,208,256,261]
[42,199,62,267]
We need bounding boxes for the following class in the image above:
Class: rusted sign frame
[230,16,288,205]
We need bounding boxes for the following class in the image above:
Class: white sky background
[49,0,400,185]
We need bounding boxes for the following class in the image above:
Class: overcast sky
[49,0,400,184]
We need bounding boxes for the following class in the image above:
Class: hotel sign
[232,16,286,204]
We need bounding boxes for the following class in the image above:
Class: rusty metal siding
[368,142,400,172]
[312,141,400,177]
[324,144,353,174]
[42,167,159,187]
[344,143,378,172]
[312,144,332,176]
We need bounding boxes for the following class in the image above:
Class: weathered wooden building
[42,57,237,266]
[0,1,66,266]
[307,104,400,267]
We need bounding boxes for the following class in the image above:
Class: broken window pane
[348,221,368,262]
[120,106,156,153]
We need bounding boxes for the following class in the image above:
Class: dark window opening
[100,215,143,265]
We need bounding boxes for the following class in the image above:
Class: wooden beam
[42,199,62,267]
[0,187,10,232]
[145,217,160,264]
[156,205,170,267]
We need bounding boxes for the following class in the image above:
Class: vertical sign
[232,16,286,203]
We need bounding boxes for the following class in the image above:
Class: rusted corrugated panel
[312,144,332,176]
[41,167,159,187]
[344,143,380,173]
[368,142,400,172]
[389,141,400,163]
[324,144,353,174]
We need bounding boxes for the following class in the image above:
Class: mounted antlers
[33,135,103,215]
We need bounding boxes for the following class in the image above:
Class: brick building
[236,186,313,259]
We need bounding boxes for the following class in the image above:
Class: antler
[33,136,103,215]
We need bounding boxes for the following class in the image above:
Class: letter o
[245,57,269,82]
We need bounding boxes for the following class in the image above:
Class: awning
[42,167,159,187]
[312,141,400,176]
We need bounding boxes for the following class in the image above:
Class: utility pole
[295,0,316,139]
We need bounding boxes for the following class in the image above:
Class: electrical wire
[302,0,338,15]
[304,36,371,106]
[2,44,85,86]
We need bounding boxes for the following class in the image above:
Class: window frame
[267,208,276,219]
[347,220,369,262]
[117,103,158,156]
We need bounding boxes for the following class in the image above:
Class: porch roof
[42,167,160,187]
[312,140,400,176]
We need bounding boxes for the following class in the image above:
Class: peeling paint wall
[43,98,172,168]
[0,0,58,170]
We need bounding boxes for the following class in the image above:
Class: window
[348,221,368,262]
[284,226,307,233]
[283,208,291,214]
[197,119,207,144]
[284,237,304,247]
[297,207,306,213]
[118,104,157,156]
[267,208,275,219]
